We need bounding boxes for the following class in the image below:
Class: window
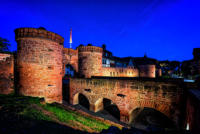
[103,59,106,64]
[85,89,91,92]
[117,94,126,98]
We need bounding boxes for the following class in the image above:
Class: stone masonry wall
[78,46,103,78]
[69,78,183,126]
[0,53,14,94]
[15,28,64,103]
[63,48,78,75]
[101,67,139,77]
[63,46,158,79]
[138,65,156,78]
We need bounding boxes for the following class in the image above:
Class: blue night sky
[0,0,200,61]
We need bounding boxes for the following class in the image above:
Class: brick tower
[138,64,156,78]
[15,27,64,103]
[78,45,103,78]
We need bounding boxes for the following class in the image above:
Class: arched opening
[102,98,120,121]
[103,98,112,107]
[129,107,176,130]
[62,64,75,102]
[64,64,75,78]
[78,93,90,110]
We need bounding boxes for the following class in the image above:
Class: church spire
[69,28,72,48]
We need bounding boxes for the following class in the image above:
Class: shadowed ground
[130,107,176,130]
[0,94,112,134]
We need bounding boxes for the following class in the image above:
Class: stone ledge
[63,48,78,55]
[78,45,103,53]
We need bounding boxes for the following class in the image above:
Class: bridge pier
[90,99,104,112]
[89,104,96,112]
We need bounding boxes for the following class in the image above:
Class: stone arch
[72,92,90,110]
[102,98,121,120]
[129,107,176,129]
[132,100,171,119]
[129,107,144,124]
[92,97,121,121]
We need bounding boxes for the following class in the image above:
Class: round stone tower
[78,45,103,78]
[138,64,156,78]
[15,27,64,103]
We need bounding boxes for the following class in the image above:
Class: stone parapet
[77,45,103,53]
[15,28,64,45]
[63,48,78,56]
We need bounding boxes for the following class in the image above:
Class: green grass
[21,107,52,121]
[42,104,110,131]
[0,94,111,132]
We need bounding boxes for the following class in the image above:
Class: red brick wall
[78,46,103,78]
[15,28,64,103]
[62,46,157,78]
[69,78,183,125]
[157,68,162,77]
[0,53,14,94]
[138,65,156,78]
[63,48,78,75]
[101,67,139,77]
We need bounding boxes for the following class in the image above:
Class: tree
[0,37,10,52]
[87,43,92,46]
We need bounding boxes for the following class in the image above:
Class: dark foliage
[0,37,10,52]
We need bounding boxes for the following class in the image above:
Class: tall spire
[69,28,72,48]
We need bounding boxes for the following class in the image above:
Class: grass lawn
[0,94,112,133]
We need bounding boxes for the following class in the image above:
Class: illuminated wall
[101,67,139,77]
[15,28,64,103]
[0,53,14,94]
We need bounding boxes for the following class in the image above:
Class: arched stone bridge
[69,77,184,126]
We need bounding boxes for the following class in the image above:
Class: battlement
[101,67,139,77]
[15,27,64,45]
[63,48,78,56]
[77,45,103,53]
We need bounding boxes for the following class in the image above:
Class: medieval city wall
[138,65,156,78]
[101,67,139,77]
[0,53,14,94]
[63,48,78,75]
[15,28,64,103]
[63,46,158,78]
[69,77,184,125]
[78,46,103,78]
